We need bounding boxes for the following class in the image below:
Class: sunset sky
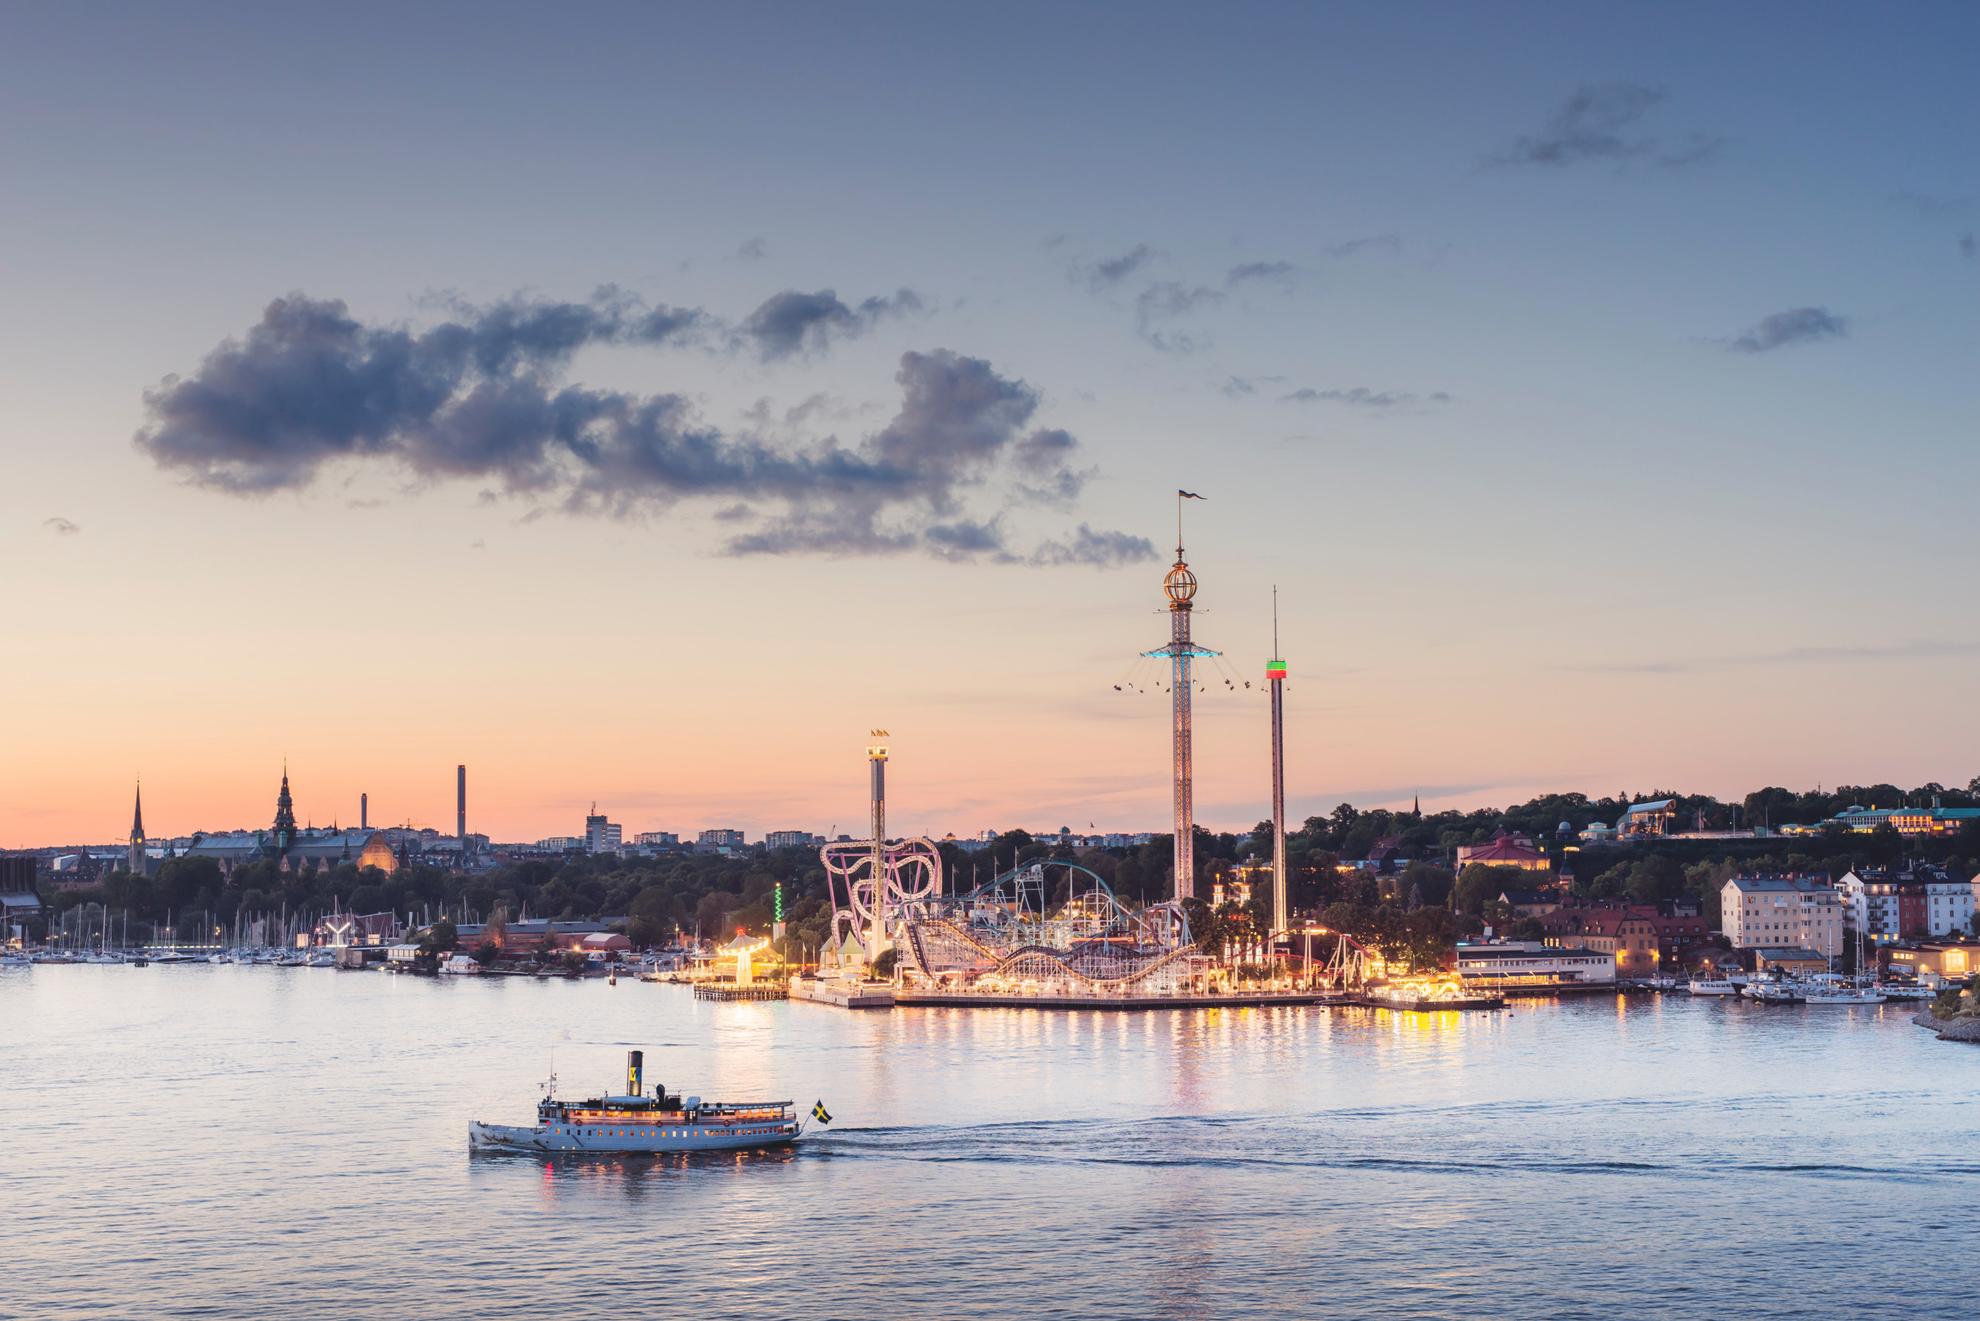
[4,2,1977,847]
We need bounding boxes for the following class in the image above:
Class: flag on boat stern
[812,1100,833,1124]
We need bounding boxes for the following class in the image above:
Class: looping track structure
[898,860,1208,998]
[821,835,943,960]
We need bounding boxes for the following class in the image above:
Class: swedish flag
[811,1100,833,1124]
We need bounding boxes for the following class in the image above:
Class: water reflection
[9,970,1980,1320]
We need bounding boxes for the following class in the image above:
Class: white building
[698,828,746,849]
[635,831,679,847]
[1837,867,1977,943]
[585,813,622,854]
[1721,876,1843,958]
[1454,941,1614,990]
[765,830,821,850]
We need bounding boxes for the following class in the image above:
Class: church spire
[128,781,146,876]
[273,763,298,858]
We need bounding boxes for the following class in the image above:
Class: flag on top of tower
[1178,489,1205,499]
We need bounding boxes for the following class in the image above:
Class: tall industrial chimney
[360,792,368,830]
[456,765,467,843]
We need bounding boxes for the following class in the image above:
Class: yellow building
[1885,942,1980,982]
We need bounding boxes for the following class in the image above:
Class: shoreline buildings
[1720,875,1844,960]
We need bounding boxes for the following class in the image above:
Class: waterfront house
[1721,876,1843,959]
[1453,940,1614,991]
[452,918,630,954]
[1837,866,1976,944]
[1750,947,1829,976]
[1882,940,1980,984]
[1541,903,1709,977]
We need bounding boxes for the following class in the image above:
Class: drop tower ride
[1143,492,1218,903]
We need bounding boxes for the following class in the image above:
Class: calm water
[4,967,1978,1320]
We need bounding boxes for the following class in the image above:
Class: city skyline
[6,2,1979,846]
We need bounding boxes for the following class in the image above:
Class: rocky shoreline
[1912,1009,1980,1043]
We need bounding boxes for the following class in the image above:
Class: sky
[2,1,1977,847]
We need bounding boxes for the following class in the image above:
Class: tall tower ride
[866,731,889,964]
[1143,492,1217,903]
[1268,588,1288,936]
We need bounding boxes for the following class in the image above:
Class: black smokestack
[456,765,466,842]
[627,1050,644,1097]
[360,792,368,830]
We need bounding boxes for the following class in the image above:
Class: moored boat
[1365,974,1504,1012]
[469,1051,813,1154]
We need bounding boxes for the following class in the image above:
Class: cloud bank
[135,291,1151,566]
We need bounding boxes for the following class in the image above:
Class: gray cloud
[1498,82,1722,168]
[733,237,769,261]
[1282,386,1451,408]
[1219,374,1284,399]
[1890,192,1972,218]
[1327,233,1402,258]
[1226,260,1299,288]
[137,294,1144,565]
[1567,639,1978,676]
[1074,243,1157,291]
[1725,306,1848,354]
[1134,282,1225,353]
[43,516,80,535]
[1030,523,1158,568]
[1962,233,1976,261]
[735,287,924,359]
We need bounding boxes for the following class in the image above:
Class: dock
[788,978,896,1009]
[888,989,1353,1011]
[692,983,788,1002]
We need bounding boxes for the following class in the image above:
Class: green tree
[1452,864,1528,916]
[1397,861,1454,909]
[1625,856,1687,905]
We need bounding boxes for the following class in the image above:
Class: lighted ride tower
[1143,492,1218,904]
[1268,587,1289,938]
[820,731,942,972]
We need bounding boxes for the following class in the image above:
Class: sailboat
[1804,924,1885,1005]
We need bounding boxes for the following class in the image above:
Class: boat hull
[469,1119,803,1154]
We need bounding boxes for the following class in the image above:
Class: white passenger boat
[1686,978,1739,996]
[469,1051,817,1154]
[439,954,483,976]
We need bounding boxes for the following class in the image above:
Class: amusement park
[771,494,1489,1013]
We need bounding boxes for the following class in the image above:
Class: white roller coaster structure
[897,860,1210,999]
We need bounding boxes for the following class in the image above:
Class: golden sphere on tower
[1163,560,1197,606]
